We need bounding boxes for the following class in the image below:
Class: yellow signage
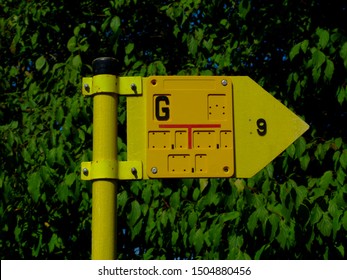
[126,76,309,179]
[232,76,309,177]
[145,76,234,178]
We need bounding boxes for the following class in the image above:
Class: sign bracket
[82,76,143,96]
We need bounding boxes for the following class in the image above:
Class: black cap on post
[92,57,117,75]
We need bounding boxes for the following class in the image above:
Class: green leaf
[160,210,168,227]
[72,54,82,68]
[319,170,333,189]
[188,211,198,228]
[65,173,76,186]
[193,228,204,254]
[129,200,141,226]
[342,212,347,231]
[14,225,21,242]
[220,211,240,223]
[295,136,306,158]
[324,59,334,81]
[199,178,208,192]
[132,60,143,70]
[312,49,326,69]
[143,248,154,260]
[286,144,295,158]
[299,153,310,171]
[336,167,346,185]
[28,172,42,202]
[317,213,332,237]
[289,42,301,61]
[169,191,180,209]
[57,183,69,202]
[340,42,347,69]
[317,28,329,49]
[336,245,345,258]
[295,186,308,210]
[117,191,128,213]
[31,32,39,46]
[188,35,198,56]
[171,231,179,246]
[334,137,343,149]
[337,86,347,105]
[203,38,213,51]
[247,211,258,236]
[293,82,301,100]
[269,213,280,240]
[265,163,274,178]
[192,188,200,201]
[310,204,323,225]
[110,16,121,33]
[181,185,188,198]
[131,221,142,240]
[255,244,270,260]
[340,150,347,169]
[56,106,64,124]
[220,19,228,26]
[67,36,77,52]
[300,39,309,53]
[35,56,46,71]
[125,43,134,55]
[234,179,245,192]
[238,0,251,19]
[276,220,294,249]
[142,186,151,204]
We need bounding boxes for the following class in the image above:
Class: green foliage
[1,0,347,259]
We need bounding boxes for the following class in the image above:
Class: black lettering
[155,95,170,121]
[256,118,267,136]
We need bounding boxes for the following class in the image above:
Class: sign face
[126,76,309,179]
[232,76,309,178]
[145,76,234,178]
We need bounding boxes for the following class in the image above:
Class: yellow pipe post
[91,57,117,260]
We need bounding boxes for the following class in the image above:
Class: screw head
[221,79,228,86]
[151,167,158,174]
[82,168,89,176]
[84,84,90,92]
[131,167,137,174]
[130,83,137,92]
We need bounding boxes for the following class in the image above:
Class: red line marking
[159,124,221,149]
[159,124,221,129]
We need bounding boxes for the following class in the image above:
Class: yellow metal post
[91,57,117,260]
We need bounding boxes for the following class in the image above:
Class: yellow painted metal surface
[127,75,309,179]
[127,86,148,178]
[91,74,117,260]
[117,161,142,180]
[81,160,142,180]
[128,76,235,178]
[82,76,142,96]
[118,76,143,95]
[81,160,117,180]
[232,76,309,178]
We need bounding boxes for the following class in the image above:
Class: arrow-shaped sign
[126,76,309,179]
[232,76,309,178]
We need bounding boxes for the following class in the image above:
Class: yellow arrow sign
[126,76,309,179]
[232,76,309,178]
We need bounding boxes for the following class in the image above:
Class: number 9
[257,118,267,136]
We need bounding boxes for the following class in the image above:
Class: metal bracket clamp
[82,76,143,96]
[81,160,142,180]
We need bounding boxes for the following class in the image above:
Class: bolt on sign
[126,76,309,179]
